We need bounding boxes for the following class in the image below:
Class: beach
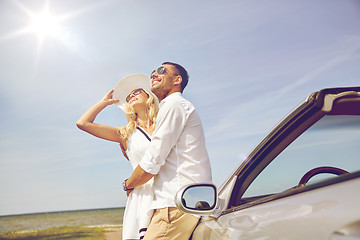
[0,226,123,240]
[0,208,124,240]
[105,231,122,240]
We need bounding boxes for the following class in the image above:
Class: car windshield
[243,114,360,198]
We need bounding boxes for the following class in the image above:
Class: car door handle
[330,220,360,240]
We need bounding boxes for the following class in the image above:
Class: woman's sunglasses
[126,88,147,102]
[150,66,166,78]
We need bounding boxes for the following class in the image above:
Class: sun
[0,1,65,45]
[0,1,90,72]
[29,8,60,40]
[1,0,96,66]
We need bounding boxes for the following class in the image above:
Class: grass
[0,226,119,240]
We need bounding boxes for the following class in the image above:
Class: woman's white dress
[122,127,154,240]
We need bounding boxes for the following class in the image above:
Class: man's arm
[126,165,154,191]
[125,94,187,192]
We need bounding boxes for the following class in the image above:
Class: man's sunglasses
[126,88,147,102]
[150,66,166,78]
[150,66,180,79]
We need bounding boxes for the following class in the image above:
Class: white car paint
[195,178,360,239]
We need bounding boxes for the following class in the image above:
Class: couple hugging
[77,62,212,240]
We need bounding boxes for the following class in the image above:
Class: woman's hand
[76,89,124,144]
[102,89,120,106]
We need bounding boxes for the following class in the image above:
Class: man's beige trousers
[143,207,199,240]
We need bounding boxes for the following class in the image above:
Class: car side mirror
[175,184,217,216]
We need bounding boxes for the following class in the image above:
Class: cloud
[273,36,360,100]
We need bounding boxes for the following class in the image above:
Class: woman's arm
[76,90,127,148]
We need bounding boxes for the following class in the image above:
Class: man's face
[150,64,178,101]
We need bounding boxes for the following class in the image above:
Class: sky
[0,0,359,216]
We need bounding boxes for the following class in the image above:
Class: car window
[243,114,360,198]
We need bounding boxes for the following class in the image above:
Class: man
[124,62,212,239]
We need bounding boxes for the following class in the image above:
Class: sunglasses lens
[134,89,142,95]
[126,88,143,102]
[150,66,165,79]
[157,66,165,74]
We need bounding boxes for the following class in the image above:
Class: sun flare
[1,0,94,64]
[29,10,60,39]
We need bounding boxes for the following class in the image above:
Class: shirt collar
[159,92,182,107]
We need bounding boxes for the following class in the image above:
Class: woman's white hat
[112,73,158,110]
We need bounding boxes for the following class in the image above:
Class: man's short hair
[162,62,189,91]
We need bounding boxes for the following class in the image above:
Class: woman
[76,73,158,240]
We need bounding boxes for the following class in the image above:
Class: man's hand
[126,189,133,197]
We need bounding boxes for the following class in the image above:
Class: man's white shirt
[139,92,212,210]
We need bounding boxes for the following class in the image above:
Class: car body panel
[193,177,360,240]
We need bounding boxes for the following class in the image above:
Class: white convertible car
[175,87,360,240]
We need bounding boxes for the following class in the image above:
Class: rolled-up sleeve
[139,96,189,175]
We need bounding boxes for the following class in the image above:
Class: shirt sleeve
[139,99,190,175]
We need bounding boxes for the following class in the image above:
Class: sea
[0,207,124,233]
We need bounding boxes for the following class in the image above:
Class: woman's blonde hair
[118,89,158,143]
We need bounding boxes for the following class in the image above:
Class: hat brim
[113,73,158,110]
